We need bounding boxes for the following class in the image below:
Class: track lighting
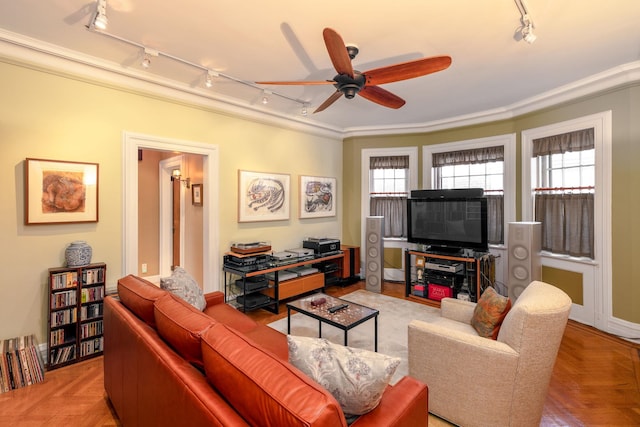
[91,0,108,30]
[301,104,308,116]
[86,27,310,115]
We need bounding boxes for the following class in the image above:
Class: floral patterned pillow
[471,286,512,339]
[287,335,400,416]
[160,267,206,311]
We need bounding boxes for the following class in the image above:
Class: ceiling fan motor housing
[334,72,366,98]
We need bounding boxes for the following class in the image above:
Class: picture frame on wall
[299,175,337,219]
[192,184,203,206]
[238,170,290,222]
[24,158,99,225]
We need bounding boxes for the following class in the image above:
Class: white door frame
[122,131,220,292]
[159,155,186,279]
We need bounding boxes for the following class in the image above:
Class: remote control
[328,303,348,313]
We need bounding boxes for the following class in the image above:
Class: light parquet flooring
[0,281,638,426]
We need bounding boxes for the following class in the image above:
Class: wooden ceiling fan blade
[364,56,452,86]
[323,28,354,78]
[256,80,335,86]
[359,85,406,109]
[314,90,343,113]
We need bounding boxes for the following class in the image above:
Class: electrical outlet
[141,263,147,274]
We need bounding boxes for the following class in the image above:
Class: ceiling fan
[257,28,452,113]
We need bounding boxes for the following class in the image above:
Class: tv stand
[405,249,495,304]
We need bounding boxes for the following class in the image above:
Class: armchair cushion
[470,287,512,339]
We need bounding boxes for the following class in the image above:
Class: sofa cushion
[117,275,166,328]
[160,267,206,311]
[471,286,512,339]
[154,293,215,370]
[201,323,347,427]
[203,303,259,333]
[287,335,401,416]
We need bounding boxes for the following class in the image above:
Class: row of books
[81,286,105,303]
[82,268,105,285]
[49,327,74,347]
[80,320,103,339]
[81,303,103,321]
[50,344,76,366]
[51,271,78,289]
[0,335,45,394]
[80,337,103,357]
[51,289,77,309]
[51,307,77,327]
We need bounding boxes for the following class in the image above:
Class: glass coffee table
[286,293,379,351]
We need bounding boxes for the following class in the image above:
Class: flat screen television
[407,197,488,253]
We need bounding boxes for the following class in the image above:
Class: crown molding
[0,28,344,140]
[1,28,639,140]
[343,60,640,137]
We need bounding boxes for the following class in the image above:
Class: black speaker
[365,216,384,293]
[507,222,542,300]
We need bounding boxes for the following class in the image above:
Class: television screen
[407,197,488,252]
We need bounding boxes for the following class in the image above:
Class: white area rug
[267,289,441,384]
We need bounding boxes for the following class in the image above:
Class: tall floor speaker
[508,222,542,300]
[365,216,384,293]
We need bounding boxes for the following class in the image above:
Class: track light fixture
[205,70,218,88]
[141,48,158,69]
[91,0,108,30]
[301,104,308,116]
[514,0,537,44]
[262,90,271,105]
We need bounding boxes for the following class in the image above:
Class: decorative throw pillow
[160,267,206,311]
[471,286,512,339]
[287,335,400,416]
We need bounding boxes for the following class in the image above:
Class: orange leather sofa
[104,275,428,426]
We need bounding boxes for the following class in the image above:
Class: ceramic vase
[65,241,92,267]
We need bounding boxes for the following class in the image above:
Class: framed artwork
[192,184,203,206]
[299,175,337,218]
[238,170,290,222]
[25,158,99,225]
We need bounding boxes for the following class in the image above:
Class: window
[532,128,595,258]
[423,134,515,247]
[432,146,505,244]
[361,147,418,243]
[369,155,409,238]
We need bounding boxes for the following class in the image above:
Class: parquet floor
[0,281,638,426]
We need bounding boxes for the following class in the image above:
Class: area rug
[267,289,441,385]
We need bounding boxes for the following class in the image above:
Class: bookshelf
[47,262,106,370]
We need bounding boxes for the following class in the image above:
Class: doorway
[123,131,220,292]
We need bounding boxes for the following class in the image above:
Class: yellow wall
[0,59,342,345]
[344,84,640,324]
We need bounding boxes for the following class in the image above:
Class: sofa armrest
[440,297,476,324]
[204,291,225,307]
[351,376,428,427]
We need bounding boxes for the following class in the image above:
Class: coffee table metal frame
[286,293,379,351]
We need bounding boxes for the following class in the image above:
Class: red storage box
[413,284,426,297]
[428,283,453,301]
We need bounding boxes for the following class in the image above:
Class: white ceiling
[1,0,639,135]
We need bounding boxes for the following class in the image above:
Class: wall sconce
[171,169,191,188]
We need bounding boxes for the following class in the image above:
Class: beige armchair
[408,281,571,427]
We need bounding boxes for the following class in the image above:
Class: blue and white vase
[65,241,92,267]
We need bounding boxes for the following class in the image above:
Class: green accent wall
[542,266,583,305]
[344,83,640,324]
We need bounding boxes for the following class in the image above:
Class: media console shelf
[405,249,495,304]
[223,252,347,313]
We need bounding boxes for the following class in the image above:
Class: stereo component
[507,222,542,300]
[365,216,384,293]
